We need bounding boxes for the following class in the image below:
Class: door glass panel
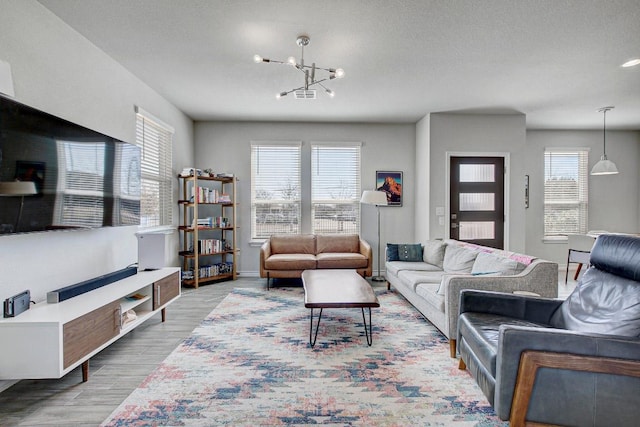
[459,221,495,240]
[460,164,495,182]
[459,193,495,211]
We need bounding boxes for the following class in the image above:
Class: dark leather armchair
[457,234,640,427]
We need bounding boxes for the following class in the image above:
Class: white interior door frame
[445,151,511,250]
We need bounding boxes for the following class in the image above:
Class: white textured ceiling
[38,0,640,129]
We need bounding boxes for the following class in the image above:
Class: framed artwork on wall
[376,170,403,206]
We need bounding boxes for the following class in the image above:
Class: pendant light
[591,106,618,175]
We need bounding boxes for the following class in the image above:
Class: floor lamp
[0,181,37,233]
[360,190,388,282]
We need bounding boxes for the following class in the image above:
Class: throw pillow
[387,243,423,262]
[471,252,522,276]
[386,243,399,261]
[422,240,447,268]
[398,243,423,262]
[442,245,478,273]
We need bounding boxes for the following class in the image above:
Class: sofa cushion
[423,240,447,268]
[316,253,368,269]
[415,283,444,311]
[386,261,441,276]
[550,267,640,337]
[264,253,317,270]
[443,245,478,273]
[436,273,472,295]
[458,312,551,377]
[397,270,447,291]
[471,252,525,276]
[316,234,360,254]
[270,234,316,255]
[387,243,423,262]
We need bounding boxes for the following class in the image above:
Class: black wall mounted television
[0,95,140,235]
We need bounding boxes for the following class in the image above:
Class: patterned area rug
[102,288,507,426]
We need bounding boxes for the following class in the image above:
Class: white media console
[0,267,180,382]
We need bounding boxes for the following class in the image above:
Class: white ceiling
[38,0,640,130]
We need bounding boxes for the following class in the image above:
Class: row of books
[190,187,232,203]
[192,217,231,228]
[192,238,230,254]
[181,262,234,280]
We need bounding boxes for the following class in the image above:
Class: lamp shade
[360,190,388,206]
[591,106,618,176]
[0,181,37,196]
[591,156,619,175]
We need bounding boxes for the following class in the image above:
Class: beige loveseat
[385,239,558,357]
[260,234,372,288]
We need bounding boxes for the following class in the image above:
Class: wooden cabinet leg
[161,307,166,322]
[82,360,89,382]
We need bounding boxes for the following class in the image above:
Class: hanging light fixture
[254,35,344,100]
[591,106,618,175]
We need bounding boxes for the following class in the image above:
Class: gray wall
[428,113,527,253]
[524,130,640,262]
[0,1,193,308]
[193,121,416,276]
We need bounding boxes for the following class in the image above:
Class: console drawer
[153,272,180,309]
[63,300,119,369]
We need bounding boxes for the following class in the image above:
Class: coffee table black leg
[309,308,323,347]
[361,307,373,346]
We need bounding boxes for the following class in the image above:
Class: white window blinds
[251,142,302,238]
[311,143,361,234]
[135,108,173,227]
[54,140,106,227]
[544,148,589,238]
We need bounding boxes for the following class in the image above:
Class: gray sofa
[457,234,640,426]
[385,239,558,357]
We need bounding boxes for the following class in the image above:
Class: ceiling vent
[294,89,317,99]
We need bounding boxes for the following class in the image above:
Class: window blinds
[250,142,302,238]
[135,109,173,227]
[543,149,589,237]
[311,143,361,234]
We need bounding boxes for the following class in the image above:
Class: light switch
[435,206,444,216]
[438,216,445,226]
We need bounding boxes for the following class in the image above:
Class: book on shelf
[189,238,230,254]
[188,187,232,204]
[191,217,231,228]
[125,293,147,301]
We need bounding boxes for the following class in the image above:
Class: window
[544,148,589,238]
[311,143,361,234]
[251,142,302,238]
[135,107,173,227]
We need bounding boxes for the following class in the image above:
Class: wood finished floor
[0,269,577,426]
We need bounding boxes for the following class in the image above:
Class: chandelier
[254,35,345,99]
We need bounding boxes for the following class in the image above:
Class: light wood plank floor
[0,268,577,427]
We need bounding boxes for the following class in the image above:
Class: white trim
[445,151,511,250]
[250,140,302,147]
[136,225,176,234]
[0,59,15,97]
[134,105,175,134]
[544,146,591,152]
[309,141,363,147]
